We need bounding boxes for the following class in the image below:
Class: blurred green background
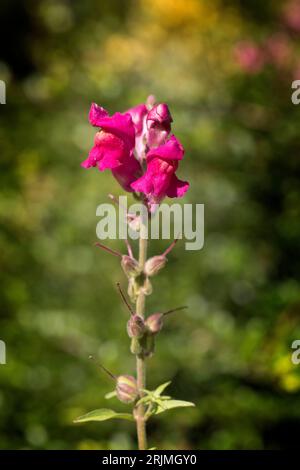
[1,0,300,450]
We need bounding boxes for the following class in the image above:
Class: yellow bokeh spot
[273,355,293,376]
[280,374,300,393]
[142,0,217,29]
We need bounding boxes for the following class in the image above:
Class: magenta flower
[82,98,189,204]
[81,103,141,191]
[131,135,189,207]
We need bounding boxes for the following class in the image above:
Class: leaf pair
[74,381,195,424]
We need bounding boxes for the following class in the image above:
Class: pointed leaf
[154,381,171,397]
[74,409,134,423]
[158,395,171,401]
[156,400,195,415]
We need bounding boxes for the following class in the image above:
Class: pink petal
[81,145,103,168]
[81,131,127,171]
[166,174,190,198]
[131,172,153,195]
[126,104,148,134]
[94,132,127,171]
[131,158,174,199]
[89,103,109,126]
[147,135,184,161]
[95,112,135,152]
[146,127,169,149]
[81,158,92,169]
[112,152,142,192]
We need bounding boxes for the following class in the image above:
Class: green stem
[135,223,148,450]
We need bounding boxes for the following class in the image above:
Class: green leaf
[155,400,195,415]
[105,390,117,400]
[158,395,171,401]
[136,395,152,406]
[74,409,134,423]
[154,381,171,397]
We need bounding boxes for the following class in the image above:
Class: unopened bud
[121,255,141,278]
[144,255,167,277]
[127,314,146,338]
[145,313,164,334]
[145,305,187,335]
[146,103,173,148]
[147,103,173,128]
[116,375,138,403]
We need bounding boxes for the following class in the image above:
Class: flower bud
[127,314,146,338]
[116,375,138,403]
[145,305,187,335]
[145,313,164,334]
[121,255,141,278]
[147,103,173,128]
[146,103,173,148]
[144,255,167,277]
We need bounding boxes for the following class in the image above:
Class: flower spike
[80,96,191,449]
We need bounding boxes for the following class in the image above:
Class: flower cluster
[81,97,189,210]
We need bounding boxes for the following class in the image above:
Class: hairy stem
[135,223,148,450]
